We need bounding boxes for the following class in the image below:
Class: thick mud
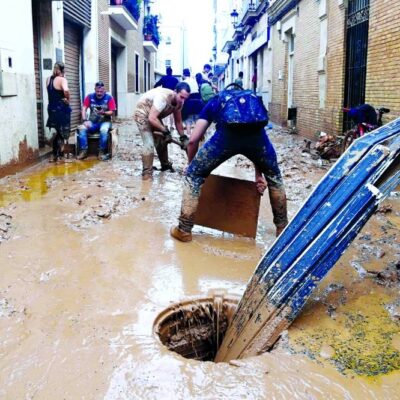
[0,120,399,399]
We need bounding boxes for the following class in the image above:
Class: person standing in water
[46,62,71,162]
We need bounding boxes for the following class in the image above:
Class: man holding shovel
[133,82,191,180]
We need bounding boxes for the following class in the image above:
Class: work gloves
[179,134,189,150]
[162,129,173,144]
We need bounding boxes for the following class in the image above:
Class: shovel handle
[153,131,182,147]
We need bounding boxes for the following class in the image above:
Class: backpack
[200,82,216,103]
[218,83,269,131]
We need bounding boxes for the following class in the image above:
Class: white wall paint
[0,0,37,166]
[83,0,99,96]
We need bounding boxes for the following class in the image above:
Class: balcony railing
[236,0,268,32]
[242,0,260,27]
[107,0,139,30]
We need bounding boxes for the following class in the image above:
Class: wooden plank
[194,174,261,238]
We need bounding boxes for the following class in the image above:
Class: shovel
[153,130,184,149]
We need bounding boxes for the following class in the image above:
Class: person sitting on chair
[77,81,117,161]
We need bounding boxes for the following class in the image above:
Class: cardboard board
[194,174,261,238]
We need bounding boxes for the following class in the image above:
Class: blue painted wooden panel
[216,117,400,361]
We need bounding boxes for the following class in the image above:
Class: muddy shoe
[170,226,192,242]
[98,150,110,161]
[77,150,88,160]
[161,163,175,172]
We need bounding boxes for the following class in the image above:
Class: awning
[247,28,269,57]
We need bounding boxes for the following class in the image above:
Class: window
[289,34,295,54]
[135,53,140,92]
[165,59,171,67]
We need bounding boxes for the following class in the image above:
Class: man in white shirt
[133,82,190,180]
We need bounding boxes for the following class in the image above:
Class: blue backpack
[218,83,269,131]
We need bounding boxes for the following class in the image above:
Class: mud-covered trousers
[178,128,288,233]
[133,111,172,176]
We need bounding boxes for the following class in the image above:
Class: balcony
[239,0,269,34]
[242,0,259,27]
[105,0,139,30]
[233,24,244,43]
[222,40,236,54]
[143,14,160,53]
[143,38,158,53]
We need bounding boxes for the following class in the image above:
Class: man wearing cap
[77,81,117,161]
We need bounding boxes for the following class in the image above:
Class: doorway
[343,0,370,129]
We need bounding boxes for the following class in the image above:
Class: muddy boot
[170,180,199,241]
[142,154,154,180]
[155,136,173,172]
[160,163,175,172]
[268,186,288,237]
[98,149,110,161]
[77,149,88,160]
[170,226,192,242]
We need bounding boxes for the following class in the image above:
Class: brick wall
[293,0,320,139]
[269,24,288,126]
[269,0,347,139]
[98,0,110,91]
[366,0,400,123]
[325,1,347,136]
[294,1,347,138]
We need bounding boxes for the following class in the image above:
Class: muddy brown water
[0,120,399,399]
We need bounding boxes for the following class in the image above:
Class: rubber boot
[268,186,289,237]
[142,154,154,180]
[170,226,192,242]
[171,179,199,241]
[155,136,174,172]
[77,149,88,160]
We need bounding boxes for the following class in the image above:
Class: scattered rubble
[0,213,12,244]
[368,260,400,286]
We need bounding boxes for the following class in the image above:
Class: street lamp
[230,9,239,28]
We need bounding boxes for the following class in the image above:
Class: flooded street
[0,119,399,399]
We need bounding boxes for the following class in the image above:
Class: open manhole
[154,296,238,362]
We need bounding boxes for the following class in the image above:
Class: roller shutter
[64,19,82,131]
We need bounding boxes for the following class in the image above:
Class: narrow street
[0,119,399,399]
